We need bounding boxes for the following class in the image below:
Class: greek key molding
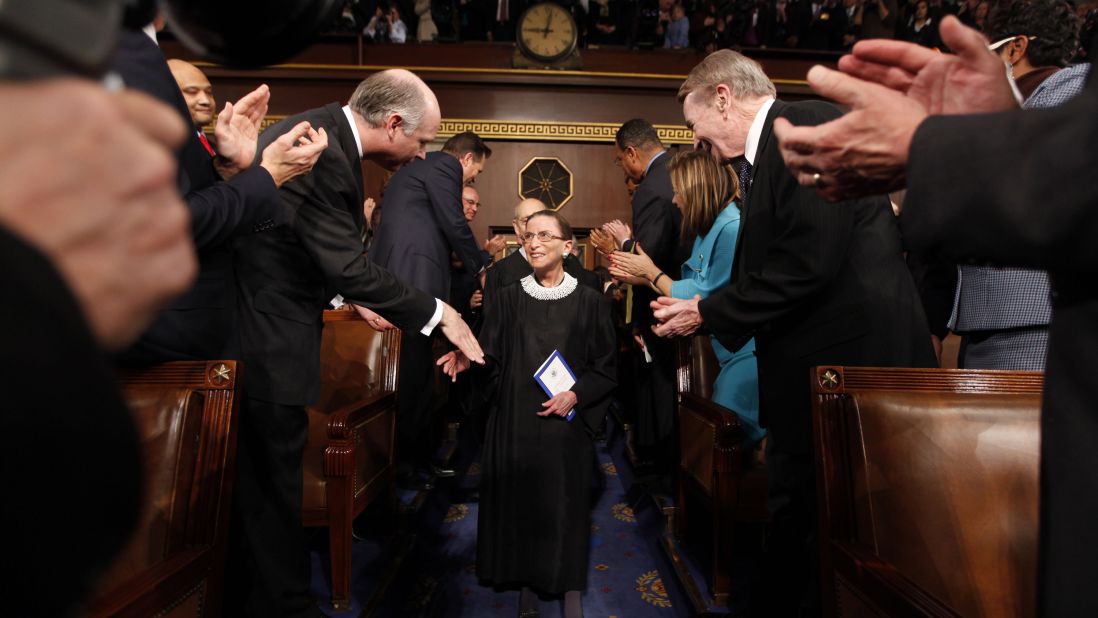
[215,116,692,145]
[439,118,692,144]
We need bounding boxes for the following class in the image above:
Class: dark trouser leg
[634,332,677,490]
[228,397,316,618]
[396,332,436,474]
[758,443,819,617]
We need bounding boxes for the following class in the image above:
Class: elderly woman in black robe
[439,210,617,618]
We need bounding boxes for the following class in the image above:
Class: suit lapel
[730,100,784,280]
[326,102,366,230]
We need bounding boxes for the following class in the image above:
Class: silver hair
[677,49,776,103]
[347,70,428,135]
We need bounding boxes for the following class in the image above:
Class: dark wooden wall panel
[363,141,662,249]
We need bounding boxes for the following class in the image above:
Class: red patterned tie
[197,131,215,157]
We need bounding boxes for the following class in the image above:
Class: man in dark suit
[610,119,684,487]
[451,186,506,321]
[772,16,1098,615]
[231,69,484,618]
[654,49,935,615]
[111,27,327,365]
[370,131,492,485]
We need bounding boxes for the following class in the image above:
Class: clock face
[517,3,578,63]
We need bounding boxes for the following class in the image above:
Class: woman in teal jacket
[609,150,763,448]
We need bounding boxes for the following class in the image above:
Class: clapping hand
[650,295,703,338]
[213,84,269,179]
[589,228,618,256]
[602,219,632,248]
[773,16,1016,202]
[484,234,507,256]
[608,244,658,287]
[260,121,328,187]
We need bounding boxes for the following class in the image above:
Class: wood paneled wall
[159,37,836,253]
[362,142,683,251]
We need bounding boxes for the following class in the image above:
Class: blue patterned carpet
[309,420,693,617]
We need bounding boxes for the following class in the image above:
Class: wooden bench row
[87,311,397,615]
[672,335,1042,617]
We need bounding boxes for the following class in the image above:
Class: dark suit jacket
[370,151,488,300]
[903,74,1098,616]
[235,103,437,405]
[112,29,280,364]
[698,100,935,452]
[631,150,684,327]
[0,226,141,617]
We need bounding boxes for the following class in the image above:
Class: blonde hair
[669,150,738,241]
[677,49,776,104]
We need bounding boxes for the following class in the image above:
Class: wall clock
[513,2,582,69]
[518,157,573,210]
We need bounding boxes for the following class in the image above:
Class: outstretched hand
[439,302,485,365]
[436,350,472,381]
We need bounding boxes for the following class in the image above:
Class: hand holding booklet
[534,350,576,422]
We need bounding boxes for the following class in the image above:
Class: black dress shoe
[396,472,434,491]
[428,463,456,478]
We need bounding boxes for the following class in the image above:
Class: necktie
[499,0,508,22]
[197,131,216,157]
[734,157,753,205]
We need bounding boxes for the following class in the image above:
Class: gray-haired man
[230,69,484,617]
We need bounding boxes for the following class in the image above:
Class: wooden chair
[87,360,241,618]
[302,310,401,610]
[673,334,768,605]
[812,366,1043,618]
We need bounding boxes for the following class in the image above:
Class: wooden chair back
[812,366,1043,618]
[88,361,240,618]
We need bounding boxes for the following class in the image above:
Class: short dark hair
[526,209,573,241]
[615,118,663,151]
[987,0,1079,68]
[442,131,492,159]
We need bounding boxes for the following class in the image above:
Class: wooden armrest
[679,392,745,451]
[324,391,397,441]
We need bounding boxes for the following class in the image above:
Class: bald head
[167,59,215,128]
[512,198,547,237]
[462,186,481,222]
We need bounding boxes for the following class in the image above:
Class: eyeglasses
[988,35,1036,52]
[521,231,566,243]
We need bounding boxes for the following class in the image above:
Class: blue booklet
[533,349,577,422]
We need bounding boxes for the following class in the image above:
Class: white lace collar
[520,272,577,301]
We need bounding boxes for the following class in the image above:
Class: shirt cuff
[420,298,445,336]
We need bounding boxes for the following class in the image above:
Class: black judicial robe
[476,274,616,594]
